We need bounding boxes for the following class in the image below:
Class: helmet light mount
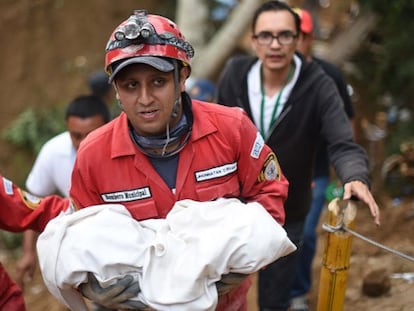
[105,9,194,81]
[114,10,154,41]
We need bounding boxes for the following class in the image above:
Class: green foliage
[2,106,66,155]
[0,230,22,250]
[350,1,414,166]
[354,1,414,110]
[385,121,414,156]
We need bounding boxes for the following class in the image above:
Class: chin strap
[161,60,182,155]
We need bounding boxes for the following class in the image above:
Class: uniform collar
[110,113,137,159]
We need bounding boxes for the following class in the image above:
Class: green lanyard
[259,65,294,139]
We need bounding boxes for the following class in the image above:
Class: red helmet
[105,10,194,81]
[292,8,313,34]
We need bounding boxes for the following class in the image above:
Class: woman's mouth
[140,110,158,120]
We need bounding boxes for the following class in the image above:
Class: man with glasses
[217,1,380,310]
[253,29,298,46]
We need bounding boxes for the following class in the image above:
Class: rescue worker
[0,175,70,311]
[70,9,289,310]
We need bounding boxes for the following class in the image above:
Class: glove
[216,273,248,296]
[78,272,150,310]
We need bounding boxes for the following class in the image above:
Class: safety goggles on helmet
[105,10,194,81]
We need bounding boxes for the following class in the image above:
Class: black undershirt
[149,154,179,190]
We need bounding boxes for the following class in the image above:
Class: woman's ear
[180,66,191,91]
[114,89,122,109]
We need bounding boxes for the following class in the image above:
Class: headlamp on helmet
[105,10,194,76]
[114,10,154,41]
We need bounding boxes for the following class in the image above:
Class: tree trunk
[319,11,377,65]
[177,0,261,80]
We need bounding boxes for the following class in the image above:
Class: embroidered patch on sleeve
[18,189,41,210]
[2,177,13,195]
[251,132,265,159]
[258,152,281,182]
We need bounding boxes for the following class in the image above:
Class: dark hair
[251,1,301,34]
[65,95,111,123]
[87,70,111,98]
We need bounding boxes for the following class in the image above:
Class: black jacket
[313,56,354,177]
[217,53,369,223]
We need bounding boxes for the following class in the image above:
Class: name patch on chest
[195,162,237,182]
[101,187,151,203]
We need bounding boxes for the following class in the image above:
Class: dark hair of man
[88,71,111,98]
[251,0,301,34]
[65,95,111,123]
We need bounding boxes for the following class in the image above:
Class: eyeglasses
[253,31,298,46]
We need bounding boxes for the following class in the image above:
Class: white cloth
[37,198,296,311]
[26,131,76,197]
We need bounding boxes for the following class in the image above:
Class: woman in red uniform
[0,175,69,310]
[71,10,289,311]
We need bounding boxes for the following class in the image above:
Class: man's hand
[78,273,150,310]
[15,230,39,290]
[343,180,380,226]
[15,251,37,289]
[216,273,248,296]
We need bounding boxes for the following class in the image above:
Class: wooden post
[317,198,357,311]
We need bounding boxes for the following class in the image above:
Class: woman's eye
[127,81,138,89]
[154,78,165,86]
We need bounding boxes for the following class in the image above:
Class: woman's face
[115,63,187,136]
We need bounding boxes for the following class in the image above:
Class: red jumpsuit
[70,100,289,310]
[0,176,69,311]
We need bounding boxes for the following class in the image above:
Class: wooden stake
[317,198,357,311]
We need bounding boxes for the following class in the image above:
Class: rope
[322,223,414,263]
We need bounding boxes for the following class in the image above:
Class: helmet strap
[171,60,181,118]
[162,60,181,156]
[117,99,123,109]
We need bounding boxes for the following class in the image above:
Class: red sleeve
[237,114,288,225]
[0,263,26,311]
[0,176,69,232]
[69,156,103,210]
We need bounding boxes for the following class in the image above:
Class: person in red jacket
[0,175,70,311]
[70,9,289,311]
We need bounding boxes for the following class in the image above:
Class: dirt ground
[1,194,413,311]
